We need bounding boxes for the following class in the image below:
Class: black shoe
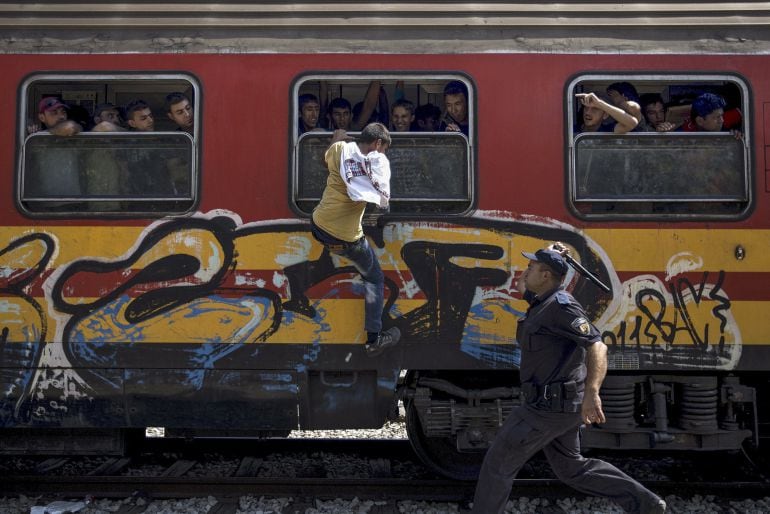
[365,327,401,356]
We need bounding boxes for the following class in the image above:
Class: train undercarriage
[0,369,759,482]
[403,371,758,480]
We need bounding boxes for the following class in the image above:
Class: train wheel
[405,399,486,481]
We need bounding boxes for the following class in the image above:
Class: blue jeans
[310,221,384,334]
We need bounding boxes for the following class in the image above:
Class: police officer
[470,247,666,514]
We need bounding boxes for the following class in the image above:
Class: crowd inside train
[29,92,194,137]
[297,80,470,137]
[574,81,742,137]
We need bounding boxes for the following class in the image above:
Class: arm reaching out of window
[576,93,638,134]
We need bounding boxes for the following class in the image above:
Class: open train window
[567,74,751,220]
[291,74,475,216]
[18,73,199,216]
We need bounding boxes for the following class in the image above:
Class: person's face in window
[391,106,414,132]
[167,99,193,132]
[300,101,320,130]
[644,101,666,128]
[417,116,439,132]
[330,107,351,130]
[696,108,724,132]
[444,93,467,124]
[581,105,607,131]
[128,108,155,132]
[38,106,68,129]
[96,108,121,125]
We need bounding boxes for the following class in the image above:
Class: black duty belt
[520,380,579,412]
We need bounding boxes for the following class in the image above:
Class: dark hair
[67,104,91,130]
[391,98,415,115]
[607,82,640,103]
[328,97,352,112]
[125,99,151,118]
[414,103,441,122]
[93,102,118,122]
[359,122,391,145]
[639,93,665,112]
[443,80,468,99]
[691,92,726,118]
[299,93,319,110]
[164,92,190,113]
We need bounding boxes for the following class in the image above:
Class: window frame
[566,73,752,221]
[289,72,477,218]
[17,72,200,218]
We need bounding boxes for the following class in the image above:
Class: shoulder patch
[555,291,571,305]
[570,317,592,335]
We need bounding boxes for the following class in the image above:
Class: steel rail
[3,474,770,501]
[2,439,769,503]
[0,475,480,500]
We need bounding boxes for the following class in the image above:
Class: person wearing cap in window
[29,97,82,137]
[470,246,666,514]
[24,97,84,208]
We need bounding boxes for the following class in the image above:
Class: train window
[18,74,199,216]
[23,133,193,213]
[291,75,475,216]
[567,75,751,219]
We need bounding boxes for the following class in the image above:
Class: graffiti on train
[0,211,741,414]
[601,268,738,371]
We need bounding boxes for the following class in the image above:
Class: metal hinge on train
[410,378,519,451]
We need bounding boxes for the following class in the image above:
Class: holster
[521,380,578,412]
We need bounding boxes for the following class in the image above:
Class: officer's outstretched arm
[582,341,608,425]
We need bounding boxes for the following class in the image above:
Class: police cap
[521,249,568,276]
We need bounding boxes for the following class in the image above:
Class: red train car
[1,3,770,479]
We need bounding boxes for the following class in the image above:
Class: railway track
[3,438,770,510]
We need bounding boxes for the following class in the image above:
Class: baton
[563,254,611,293]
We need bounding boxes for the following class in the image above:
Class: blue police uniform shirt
[516,286,602,410]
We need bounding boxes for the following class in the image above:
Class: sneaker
[365,327,401,356]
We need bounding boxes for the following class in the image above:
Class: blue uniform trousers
[471,405,662,514]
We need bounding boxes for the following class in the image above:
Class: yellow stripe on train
[3,225,769,272]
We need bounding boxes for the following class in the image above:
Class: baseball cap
[38,97,67,114]
[521,249,568,276]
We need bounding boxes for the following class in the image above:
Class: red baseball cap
[38,97,67,114]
